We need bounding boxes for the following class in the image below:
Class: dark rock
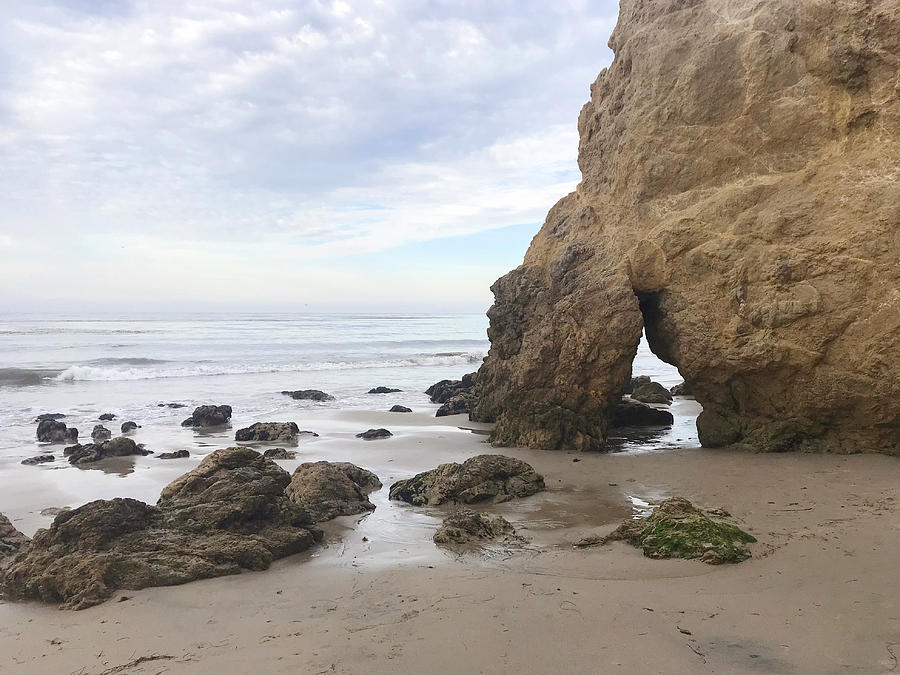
[389,455,545,506]
[21,454,54,466]
[595,497,756,564]
[609,399,674,428]
[1,448,322,609]
[36,420,78,444]
[426,372,477,404]
[40,507,70,517]
[631,380,673,405]
[235,422,300,443]
[121,421,140,433]
[367,386,401,394]
[263,448,297,460]
[389,405,412,413]
[181,404,232,428]
[433,509,524,549]
[158,402,187,408]
[281,390,335,402]
[356,428,392,440]
[98,413,116,421]
[285,461,382,522]
[670,381,692,396]
[64,437,151,465]
[91,425,112,442]
[157,450,190,460]
[34,413,65,423]
[436,391,477,417]
[623,375,650,395]
[0,514,29,559]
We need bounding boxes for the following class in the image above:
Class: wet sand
[0,410,898,673]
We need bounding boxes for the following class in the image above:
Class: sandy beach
[1,408,897,674]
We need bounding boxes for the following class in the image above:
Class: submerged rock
[64,437,151,465]
[0,515,29,560]
[630,381,673,405]
[1,448,322,609]
[98,413,116,421]
[91,425,112,442]
[471,0,900,455]
[263,448,297,460]
[235,422,300,443]
[426,373,477,404]
[389,405,412,413]
[181,404,232,428]
[433,510,524,550]
[281,389,335,402]
[120,421,141,433]
[598,498,756,564]
[157,450,190,460]
[367,386,402,394]
[609,399,674,428]
[36,420,78,445]
[285,461,381,523]
[389,455,545,506]
[356,428,392,440]
[21,454,55,466]
[33,413,65,423]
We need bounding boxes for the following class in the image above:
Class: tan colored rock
[285,461,382,523]
[474,0,900,454]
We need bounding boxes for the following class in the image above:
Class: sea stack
[472,0,900,454]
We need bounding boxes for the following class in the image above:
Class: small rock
[285,461,382,522]
[91,425,112,442]
[263,448,297,460]
[64,437,151,465]
[609,399,674,428]
[367,386,401,394]
[433,509,524,549]
[36,420,78,444]
[356,428,393,440]
[22,454,55,466]
[281,390,335,402]
[157,450,190,460]
[235,422,300,443]
[389,405,412,413]
[98,413,116,421]
[670,381,692,396]
[425,373,477,404]
[158,402,187,408]
[121,421,141,433]
[34,413,66,423]
[181,405,232,428]
[631,380,673,405]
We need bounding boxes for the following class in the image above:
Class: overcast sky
[0,0,618,313]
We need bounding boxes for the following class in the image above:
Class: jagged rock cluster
[472,0,900,454]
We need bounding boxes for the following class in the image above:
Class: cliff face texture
[473,0,900,454]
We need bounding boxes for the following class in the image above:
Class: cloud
[0,0,618,310]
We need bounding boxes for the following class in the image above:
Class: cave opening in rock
[606,290,703,452]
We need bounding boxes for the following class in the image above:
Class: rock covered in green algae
[593,497,756,564]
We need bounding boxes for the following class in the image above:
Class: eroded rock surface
[157,450,190,460]
[36,420,78,444]
[64,437,151,464]
[181,405,232,428]
[286,461,381,523]
[264,447,297,460]
[0,515,29,560]
[472,0,900,454]
[1,448,321,609]
[630,381,673,405]
[21,454,55,466]
[281,389,335,402]
[235,422,300,443]
[91,424,112,442]
[389,455,545,506]
[433,510,524,550]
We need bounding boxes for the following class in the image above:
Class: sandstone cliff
[474,0,900,454]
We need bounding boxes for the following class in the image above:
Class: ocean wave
[53,352,485,382]
[0,367,60,386]
[86,357,172,366]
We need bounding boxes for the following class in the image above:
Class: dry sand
[0,411,898,674]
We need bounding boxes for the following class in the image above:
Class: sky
[0,0,618,313]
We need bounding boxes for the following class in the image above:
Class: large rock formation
[473,0,900,454]
[1,448,321,609]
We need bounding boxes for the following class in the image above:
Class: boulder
[36,420,77,444]
[234,422,300,443]
[285,461,382,523]
[426,372,478,404]
[121,421,140,433]
[367,386,401,394]
[98,413,116,421]
[670,382,692,397]
[609,400,674,428]
[356,428,392,440]
[389,455,545,506]
[263,448,297,460]
[33,413,65,423]
[596,498,756,564]
[630,381,673,405]
[623,376,650,395]
[64,437,151,465]
[389,405,412,413]
[157,450,190,460]
[471,0,900,454]
[281,389,335,402]
[1,448,322,609]
[436,392,477,417]
[181,405,232,428]
[91,425,112,442]
[0,514,28,560]
[433,510,524,549]
[21,454,55,466]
